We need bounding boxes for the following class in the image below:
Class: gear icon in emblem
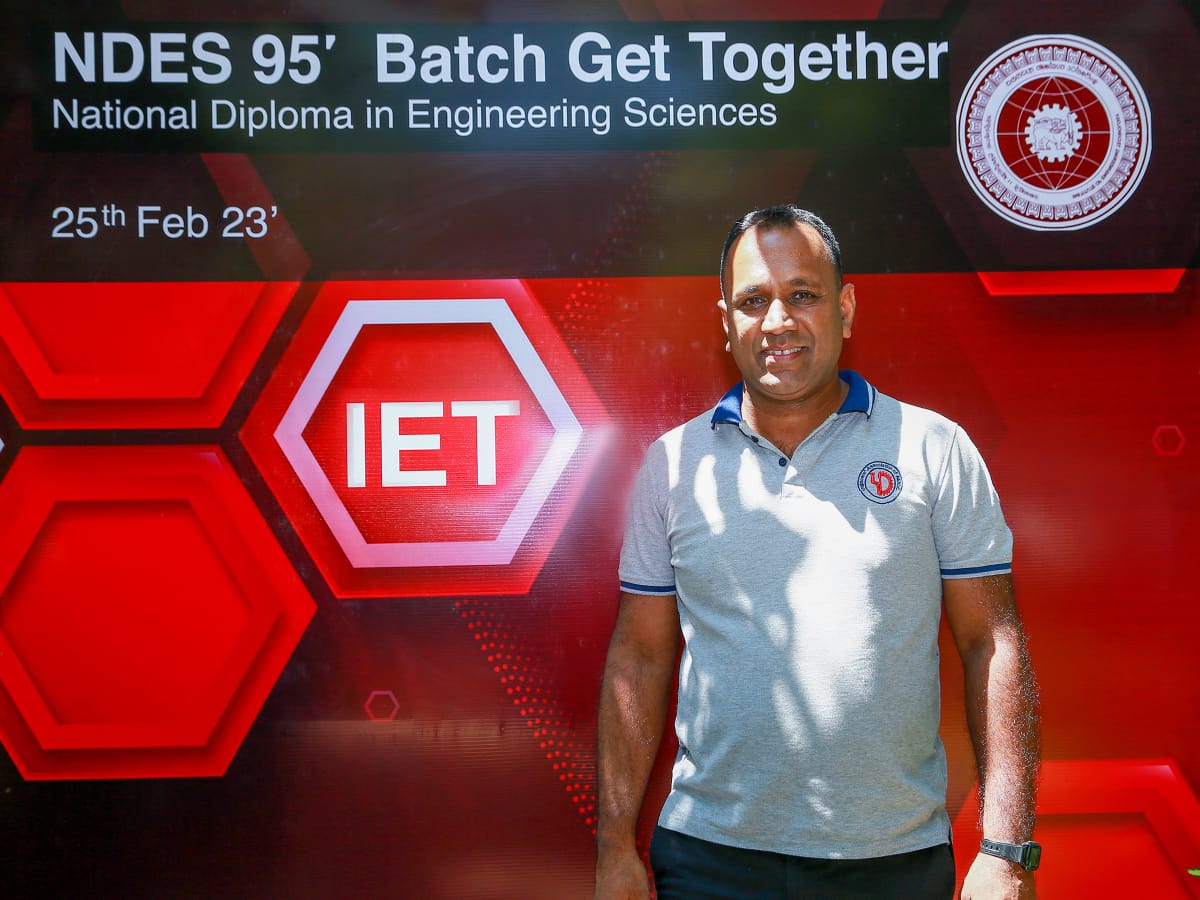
[1024,103,1083,163]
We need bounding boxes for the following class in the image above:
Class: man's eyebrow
[733,277,820,298]
[733,283,765,298]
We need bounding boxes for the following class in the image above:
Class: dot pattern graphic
[456,597,598,832]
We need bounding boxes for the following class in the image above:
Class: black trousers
[649,826,955,900]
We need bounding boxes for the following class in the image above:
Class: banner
[1,1,1198,897]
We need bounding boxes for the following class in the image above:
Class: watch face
[1021,842,1042,871]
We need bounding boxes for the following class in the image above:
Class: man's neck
[741,376,848,458]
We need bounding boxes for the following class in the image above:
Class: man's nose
[762,297,794,332]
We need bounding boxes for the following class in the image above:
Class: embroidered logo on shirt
[858,461,903,504]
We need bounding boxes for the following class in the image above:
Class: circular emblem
[858,461,902,504]
[956,34,1151,231]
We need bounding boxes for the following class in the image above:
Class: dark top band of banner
[33,22,949,152]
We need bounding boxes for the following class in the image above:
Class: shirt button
[778,457,787,467]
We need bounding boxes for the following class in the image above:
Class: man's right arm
[594,590,680,900]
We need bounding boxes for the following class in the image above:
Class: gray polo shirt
[619,370,1012,859]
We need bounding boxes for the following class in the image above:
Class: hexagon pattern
[0,446,314,779]
[242,279,611,598]
[0,281,298,429]
[276,299,582,568]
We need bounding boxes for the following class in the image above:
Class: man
[595,205,1039,899]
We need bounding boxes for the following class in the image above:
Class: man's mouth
[764,346,805,361]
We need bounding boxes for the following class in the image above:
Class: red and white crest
[956,34,1151,231]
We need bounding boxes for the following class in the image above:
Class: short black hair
[719,204,843,299]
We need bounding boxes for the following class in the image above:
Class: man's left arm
[943,573,1041,900]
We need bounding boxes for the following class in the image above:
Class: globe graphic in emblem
[1002,80,1099,186]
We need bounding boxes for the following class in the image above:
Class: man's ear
[839,283,856,339]
[717,298,731,351]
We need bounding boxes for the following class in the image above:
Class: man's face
[719,222,856,408]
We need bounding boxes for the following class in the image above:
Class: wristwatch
[980,838,1042,871]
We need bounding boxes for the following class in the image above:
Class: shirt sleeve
[932,426,1013,579]
[618,439,676,596]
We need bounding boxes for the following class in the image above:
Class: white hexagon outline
[275,298,582,568]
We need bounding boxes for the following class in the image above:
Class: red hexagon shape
[0,281,297,429]
[0,445,314,780]
[364,690,400,722]
[1154,425,1187,457]
[241,280,610,598]
[952,759,1200,897]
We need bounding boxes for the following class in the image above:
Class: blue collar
[710,370,876,428]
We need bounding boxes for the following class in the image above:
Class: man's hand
[960,852,1037,900]
[594,845,652,900]
[594,592,678,900]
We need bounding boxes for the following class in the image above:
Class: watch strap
[980,838,1041,871]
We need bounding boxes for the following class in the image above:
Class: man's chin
[748,380,808,403]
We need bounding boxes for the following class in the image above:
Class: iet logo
[244,281,609,598]
[345,399,520,488]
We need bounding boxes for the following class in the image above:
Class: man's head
[717,205,855,411]
[719,205,843,301]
